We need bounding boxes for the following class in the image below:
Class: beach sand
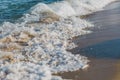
[58,59,120,80]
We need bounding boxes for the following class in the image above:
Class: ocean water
[79,39,120,59]
[0,0,61,23]
[0,0,117,80]
[0,0,116,24]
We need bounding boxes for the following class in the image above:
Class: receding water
[79,39,120,59]
[60,1,120,80]
[72,1,120,50]
[72,1,120,59]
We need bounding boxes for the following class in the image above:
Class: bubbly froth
[0,0,117,80]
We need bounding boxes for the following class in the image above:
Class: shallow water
[75,39,120,59]
[62,1,120,80]
[73,2,120,49]
[72,1,120,59]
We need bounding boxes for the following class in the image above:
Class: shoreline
[72,1,120,49]
[58,1,120,80]
[58,59,120,80]
[0,0,119,80]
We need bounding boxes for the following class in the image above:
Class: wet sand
[60,1,120,80]
[59,59,120,80]
[73,1,120,49]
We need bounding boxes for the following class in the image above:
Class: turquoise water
[0,0,61,23]
[79,39,120,59]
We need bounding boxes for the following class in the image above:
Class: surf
[0,0,117,80]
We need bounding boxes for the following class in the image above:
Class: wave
[0,0,117,80]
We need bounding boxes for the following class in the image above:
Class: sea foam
[0,0,117,80]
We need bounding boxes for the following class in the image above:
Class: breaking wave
[0,0,117,80]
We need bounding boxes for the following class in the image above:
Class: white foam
[23,3,55,22]
[80,0,117,9]
[0,62,63,80]
[48,1,76,17]
[0,0,117,80]
[65,0,94,15]
[0,17,91,80]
